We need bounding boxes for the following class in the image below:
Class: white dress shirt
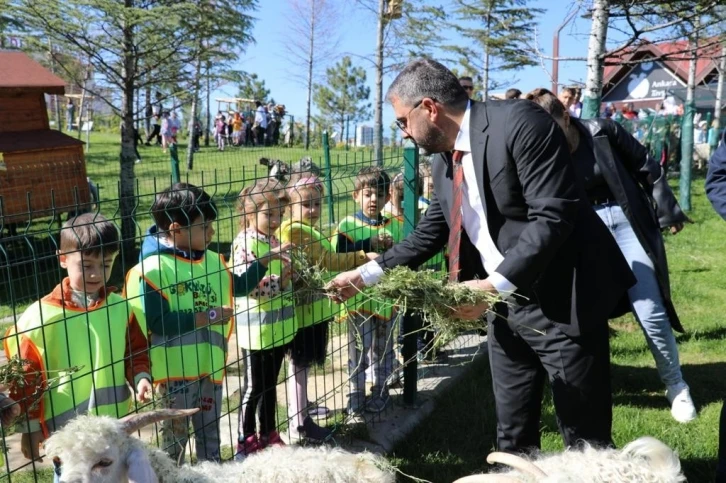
[359,102,517,297]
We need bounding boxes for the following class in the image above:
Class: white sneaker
[666,384,697,423]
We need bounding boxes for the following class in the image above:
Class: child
[278,174,377,442]
[125,182,289,463]
[5,213,151,477]
[215,114,226,151]
[231,180,297,459]
[160,111,172,153]
[232,112,243,146]
[334,167,400,415]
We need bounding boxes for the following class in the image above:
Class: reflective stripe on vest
[126,251,233,384]
[233,237,296,350]
[278,220,339,327]
[5,294,134,436]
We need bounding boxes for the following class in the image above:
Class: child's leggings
[157,376,223,463]
[238,345,287,438]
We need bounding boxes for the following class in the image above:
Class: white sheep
[453,437,685,483]
[43,408,396,483]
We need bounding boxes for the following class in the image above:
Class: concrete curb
[347,333,487,454]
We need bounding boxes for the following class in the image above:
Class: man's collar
[454,100,472,153]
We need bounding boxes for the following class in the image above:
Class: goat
[453,437,685,483]
[259,156,321,182]
[44,408,396,483]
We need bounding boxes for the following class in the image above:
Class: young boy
[125,182,289,463]
[334,167,400,415]
[4,213,151,475]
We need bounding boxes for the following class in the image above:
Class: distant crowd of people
[212,101,288,151]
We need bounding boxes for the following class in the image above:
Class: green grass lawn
[0,132,405,319]
[390,178,726,482]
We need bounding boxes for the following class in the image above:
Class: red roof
[603,39,720,88]
[0,129,84,153]
[0,51,66,94]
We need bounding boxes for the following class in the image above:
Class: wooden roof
[0,51,67,94]
[0,129,84,153]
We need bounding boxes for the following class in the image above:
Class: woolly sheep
[44,408,395,483]
[453,437,685,483]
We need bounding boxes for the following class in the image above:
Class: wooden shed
[0,51,90,226]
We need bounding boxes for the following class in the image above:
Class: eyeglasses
[461,85,474,91]
[395,100,423,132]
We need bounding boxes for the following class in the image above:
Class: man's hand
[136,378,153,403]
[21,431,44,462]
[0,395,20,427]
[365,252,379,261]
[668,223,684,235]
[451,279,498,321]
[325,269,365,303]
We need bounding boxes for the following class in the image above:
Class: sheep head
[44,408,198,483]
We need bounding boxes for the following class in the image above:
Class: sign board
[80,121,94,132]
[603,61,685,103]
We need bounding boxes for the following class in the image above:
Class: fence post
[401,141,420,406]
[170,143,181,184]
[680,103,694,211]
[323,131,335,224]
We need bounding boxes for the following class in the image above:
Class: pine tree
[313,56,371,138]
[444,0,543,100]
[237,73,271,103]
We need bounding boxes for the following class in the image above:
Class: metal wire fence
[0,135,464,481]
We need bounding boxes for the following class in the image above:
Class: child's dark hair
[354,167,391,193]
[60,213,120,256]
[151,182,217,231]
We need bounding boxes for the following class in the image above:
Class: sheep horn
[486,452,548,478]
[120,408,200,434]
[453,475,524,482]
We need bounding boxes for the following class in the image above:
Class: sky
[216,0,597,135]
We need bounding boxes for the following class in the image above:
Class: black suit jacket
[378,100,635,336]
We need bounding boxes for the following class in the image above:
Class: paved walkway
[1,331,487,476]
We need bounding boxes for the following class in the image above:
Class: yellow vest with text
[278,220,339,328]
[333,215,403,320]
[233,238,297,350]
[4,294,133,436]
[125,251,233,384]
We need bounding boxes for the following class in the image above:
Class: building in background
[356,125,374,147]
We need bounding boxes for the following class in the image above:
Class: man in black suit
[328,59,635,452]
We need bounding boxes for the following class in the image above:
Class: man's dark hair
[505,88,522,99]
[458,76,473,83]
[354,167,391,193]
[387,58,469,112]
[151,182,217,231]
[60,213,120,257]
[255,101,262,108]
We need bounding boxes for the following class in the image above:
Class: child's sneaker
[234,434,261,461]
[260,430,286,449]
[289,416,333,444]
[365,388,390,414]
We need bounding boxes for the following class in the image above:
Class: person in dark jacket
[706,129,726,483]
[527,88,695,424]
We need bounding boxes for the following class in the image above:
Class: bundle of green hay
[368,266,500,337]
[289,248,329,305]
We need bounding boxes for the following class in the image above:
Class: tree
[12,0,256,252]
[237,72,271,102]
[444,0,544,100]
[582,0,610,119]
[283,0,340,149]
[313,56,371,139]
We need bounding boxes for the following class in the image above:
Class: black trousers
[488,301,612,453]
[241,345,287,436]
[146,123,161,144]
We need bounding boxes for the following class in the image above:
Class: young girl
[215,115,226,151]
[279,175,377,442]
[232,180,295,460]
[232,112,243,146]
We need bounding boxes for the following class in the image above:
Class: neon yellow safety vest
[126,251,233,384]
[233,238,297,350]
[4,293,133,437]
[278,220,339,328]
[333,215,403,320]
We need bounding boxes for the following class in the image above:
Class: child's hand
[262,242,294,266]
[195,306,235,327]
[136,379,152,403]
[371,234,393,251]
[0,395,20,427]
[21,431,44,462]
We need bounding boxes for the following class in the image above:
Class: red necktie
[448,150,465,282]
